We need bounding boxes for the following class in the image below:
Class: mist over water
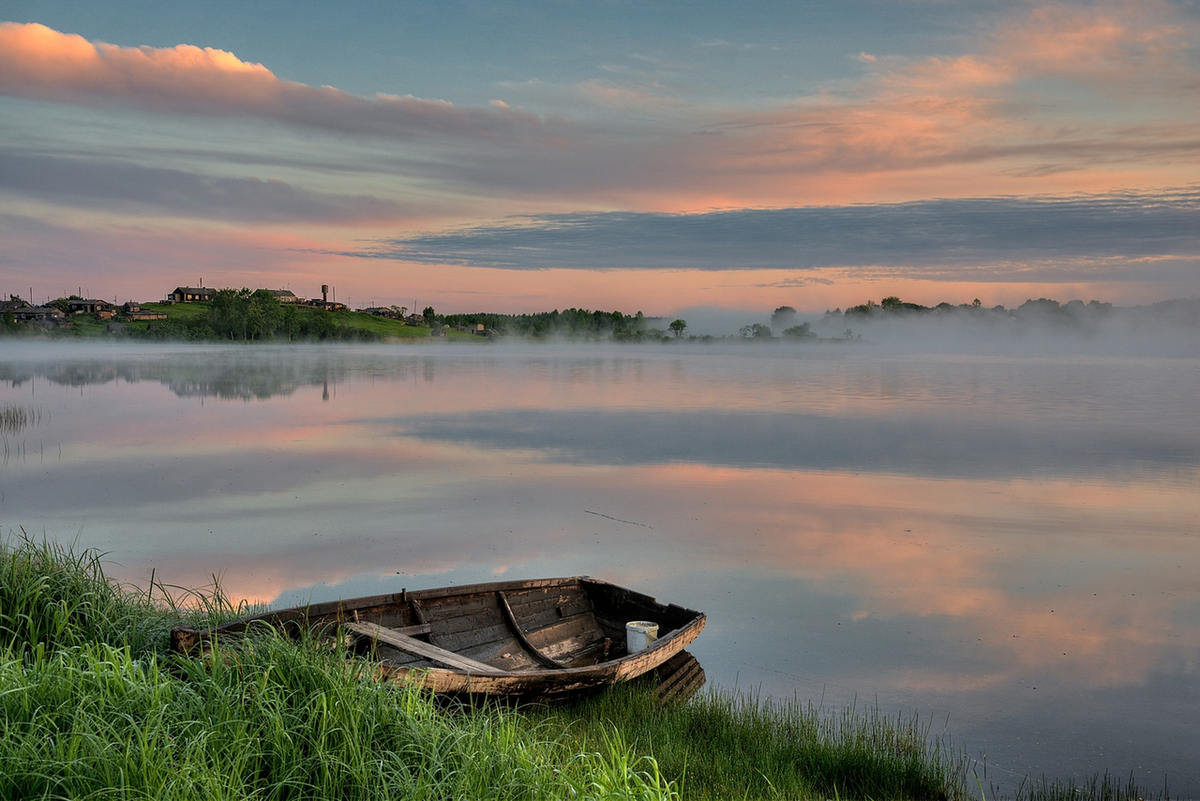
[2,338,1198,796]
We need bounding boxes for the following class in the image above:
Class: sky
[1,0,1199,316]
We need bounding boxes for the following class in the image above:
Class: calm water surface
[2,340,1197,796]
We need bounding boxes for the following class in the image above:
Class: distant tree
[846,300,878,316]
[245,289,282,340]
[739,323,772,339]
[879,296,929,314]
[782,322,815,339]
[669,319,687,338]
[300,307,336,339]
[422,306,436,325]
[770,306,797,328]
[209,288,248,340]
[50,296,81,314]
[1016,298,1061,317]
[280,304,301,341]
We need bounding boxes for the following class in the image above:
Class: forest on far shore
[441,295,1200,341]
[4,290,1198,343]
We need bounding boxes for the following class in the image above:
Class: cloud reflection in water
[1,343,1197,793]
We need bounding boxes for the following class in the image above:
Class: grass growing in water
[537,682,969,800]
[991,771,1173,801]
[0,403,42,435]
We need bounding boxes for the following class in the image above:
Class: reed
[0,403,41,434]
[0,533,167,656]
[994,771,1171,801]
[536,683,972,800]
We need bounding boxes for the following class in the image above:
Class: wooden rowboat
[170,576,706,700]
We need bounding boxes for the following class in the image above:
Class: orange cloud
[0,22,550,142]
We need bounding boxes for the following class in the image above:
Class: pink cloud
[998,0,1194,88]
[0,22,553,142]
[627,1,1200,208]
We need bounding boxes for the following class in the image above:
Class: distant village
[1,283,436,330]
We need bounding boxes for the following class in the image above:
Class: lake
[2,339,1197,796]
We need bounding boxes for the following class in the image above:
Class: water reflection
[1,342,1197,795]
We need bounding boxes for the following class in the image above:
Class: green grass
[537,684,969,800]
[135,302,465,341]
[333,309,437,339]
[66,314,111,336]
[0,636,682,800]
[140,300,208,322]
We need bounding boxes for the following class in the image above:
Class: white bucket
[625,620,659,653]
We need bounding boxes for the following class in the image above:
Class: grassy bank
[1,538,675,800]
[0,538,1162,800]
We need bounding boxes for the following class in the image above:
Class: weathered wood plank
[426,607,507,638]
[538,632,605,662]
[344,622,504,674]
[525,612,595,642]
[372,646,433,669]
[367,609,419,630]
[525,615,603,658]
[497,590,566,669]
[459,639,540,672]
[407,577,577,603]
[437,621,513,652]
[504,585,590,617]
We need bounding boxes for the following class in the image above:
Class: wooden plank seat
[344,622,505,674]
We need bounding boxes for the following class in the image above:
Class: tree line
[438,308,674,340]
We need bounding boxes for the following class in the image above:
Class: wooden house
[67,298,116,318]
[169,287,215,303]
